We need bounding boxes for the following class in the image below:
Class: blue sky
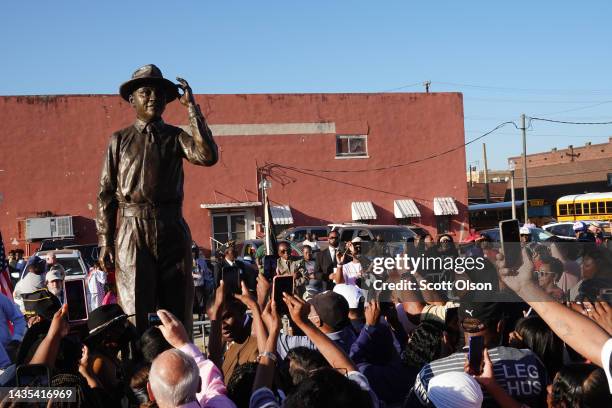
[2,1,612,169]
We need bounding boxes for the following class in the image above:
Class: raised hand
[157,309,190,349]
[176,77,196,107]
[496,248,535,295]
[234,281,257,311]
[365,300,381,326]
[209,280,226,320]
[283,293,311,326]
[261,300,280,334]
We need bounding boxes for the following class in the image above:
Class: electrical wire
[263,121,517,174]
[436,81,612,95]
[528,117,612,125]
[380,82,423,92]
[525,168,612,179]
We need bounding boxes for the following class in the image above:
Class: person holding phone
[407,301,548,407]
[333,237,363,286]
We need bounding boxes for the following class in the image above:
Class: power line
[528,117,612,125]
[535,101,612,116]
[265,164,434,200]
[263,121,517,174]
[465,97,612,104]
[527,168,612,179]
[436,81,612,95]
[381,82,423,92]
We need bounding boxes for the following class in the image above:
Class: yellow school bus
[556,192,612,222]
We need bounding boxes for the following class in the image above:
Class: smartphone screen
[499,219,522,269]
[16,364,50,387]
[148,312,162,327]
[468,335,485,374]
[222,266,241,295]
[64,279,88,322]
[273,275,294,315]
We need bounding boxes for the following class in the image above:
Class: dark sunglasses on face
[536,270,555,278]
[280,249,288,253]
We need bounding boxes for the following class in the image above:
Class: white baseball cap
[333,283,364,309]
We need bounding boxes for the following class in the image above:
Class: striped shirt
[411,346,547,407]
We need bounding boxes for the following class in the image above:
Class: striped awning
[270,205,294,225]
[394,199,421,218]
[433,197,459,216]
[351,201,377,221]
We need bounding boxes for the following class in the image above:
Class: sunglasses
[535,270,555,278]
[279,249,289,253]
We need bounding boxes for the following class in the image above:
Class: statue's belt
[119,203,181,219]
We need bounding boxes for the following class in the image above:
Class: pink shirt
[178,343,236,408]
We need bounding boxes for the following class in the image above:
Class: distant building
[0,92,469,255]
[467,182,507,204]
[466,169,510,184]
[507,138,612,219]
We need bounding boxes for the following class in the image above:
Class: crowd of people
[0,223,611,407]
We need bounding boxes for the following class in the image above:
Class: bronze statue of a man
[97,64,218,333]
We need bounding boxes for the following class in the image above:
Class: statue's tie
[143,123,161,201]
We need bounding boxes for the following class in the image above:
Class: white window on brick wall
[336,135,368,158]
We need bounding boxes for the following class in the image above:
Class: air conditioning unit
[25,216,74,240]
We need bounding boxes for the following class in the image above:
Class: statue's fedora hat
[119,64,179,103]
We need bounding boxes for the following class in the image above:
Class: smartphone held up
[499,219,522,270]
[273,275,294,315]
[63,278,89,323]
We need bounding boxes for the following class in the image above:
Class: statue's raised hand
[176,77,196,107]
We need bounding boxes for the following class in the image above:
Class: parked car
[478,227,558,243]
[543,220,611,240]
[542,222,576,241]
[64,244,100,268]
[22,249,88,281]
[329,223,417,243]
[276,226,331,242]
[39,238,76,251]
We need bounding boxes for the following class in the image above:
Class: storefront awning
[270,205,294,225]
[394,199,421,218]
[433,197,459,216]
[200,201,261,210]
[351,201,377,221]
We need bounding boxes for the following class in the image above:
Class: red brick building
[507,138,612,217]
[0,93,468,255]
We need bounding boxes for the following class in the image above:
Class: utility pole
[509,160,517,219]
[259,176,272,255]
[482,143,490,203]
[521,114,529,223]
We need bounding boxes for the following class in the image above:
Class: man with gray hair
[148,309,235,408]
[148,348,201,407]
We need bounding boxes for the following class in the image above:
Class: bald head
[148,349,200,408]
